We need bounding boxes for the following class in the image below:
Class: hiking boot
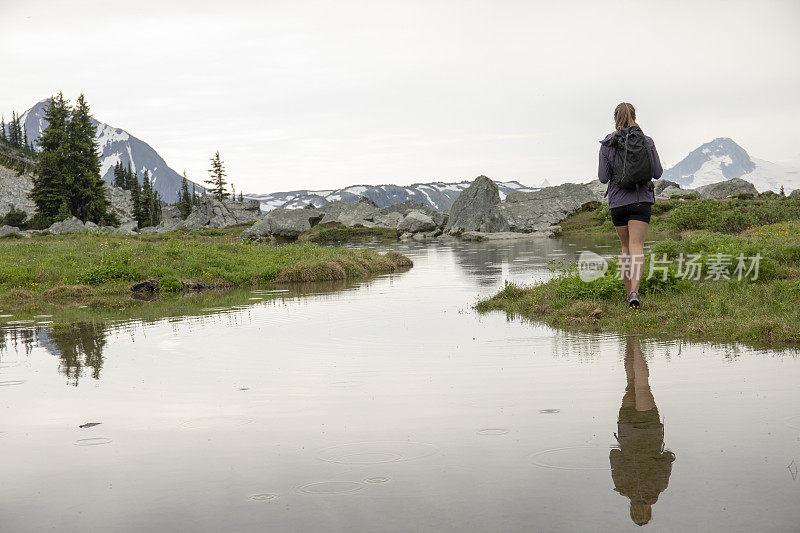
[627,291,640,309]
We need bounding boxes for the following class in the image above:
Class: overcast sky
[1,0,798,192]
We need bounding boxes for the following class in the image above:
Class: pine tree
[8,111,19,147]
[238,191,243,202]
[177,173,192,218]
[30,94,71,222]
[139,170,153,227]
[780,185,786,196]
[22,125,28,151]
[205,151,229,201]
[67,94,110,223]
[0,116,6,142]
[231,183,236,201]
[113,161,126,188]
[192,184,199,206]
[130,170,141,228]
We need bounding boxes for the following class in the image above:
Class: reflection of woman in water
[610,337,675,526]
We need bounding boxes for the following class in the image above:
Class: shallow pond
[1,237,798,532]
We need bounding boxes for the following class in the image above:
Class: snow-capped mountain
[663,138,799,192]
[7,99,201,203]
[249,180,539,212]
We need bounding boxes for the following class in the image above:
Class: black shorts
[610,202,652,227]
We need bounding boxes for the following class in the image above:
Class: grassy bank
[560,193,800,236]
[297,222,399,243]
[0,232,412,309]
[477,220,800,348]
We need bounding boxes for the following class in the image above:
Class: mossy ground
[477,220,800,349]
[0,230,412,310]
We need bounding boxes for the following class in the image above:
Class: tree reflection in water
[0,323,106,385]
[610,336,676,526]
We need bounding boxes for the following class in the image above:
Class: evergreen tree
[238,191,243,202]
[130,170,141,228]
[113,161,126,188]
[22,125,28,151]
[780,185,786,196]
[139,170,153,227]
[67,94,110,223]
[231,183,236,201]
[30,94,71,222]
[177,173,192,218]
[205,151,229,201]
[192,184,199,206]
[8,111,19,147]
[1,116,6,142]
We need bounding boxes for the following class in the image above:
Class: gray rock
[398,211,437,233]
[241,208,324,240]
[445,176,509,234]
[656,186,687,199]
[695,178,759,199]
[138,226,162,235]
[105,185,135,223]
[0,165,36,222]
[84,221,99,231]
[180,197,261,230]
[585,179,608,201]
[373,211,404,228]
[0,225,21,238]
[498,182,597,232]
[319,199,381,228]
[115,221,139,234]
[157,205,183,231]
[790,189,800,198]
[378,200,447,227]
[653,179,681,195]
[48,217,86,234]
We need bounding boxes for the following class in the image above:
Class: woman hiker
[599,102,663,309]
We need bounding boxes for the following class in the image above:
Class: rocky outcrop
[180,197,261,230]
[241,207,324,241]
[398,211,437,233]
[653,179,681,196]
[0,225,21,238]
[695,178,759,199]
[499,183,596,232]
[0,166,36,222]
[47,217,89,234]
[445,176,508,234]
[106,186,135,224]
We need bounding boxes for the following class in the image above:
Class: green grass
[560,194,800,236]
[0,232,412,309]
[297,222,399,243]
[476,221,800,348]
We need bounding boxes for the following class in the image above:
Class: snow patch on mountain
[248,180,538,212]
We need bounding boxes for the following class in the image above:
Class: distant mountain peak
[663,137,755,188]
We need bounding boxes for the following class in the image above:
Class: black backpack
[609,126,654,190]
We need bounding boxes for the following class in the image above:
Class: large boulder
[398,211,437,233]
[585,179,608,201]
[105,185,135,224]
[0,225,21,238]
[241,207,324,240]
[695,178,758,199]
[319,198,381,227]
[445,176,509,234]
[654,179,681,196]
[180,197,261,230]
[47,217,86,234]
[498,182,597,232]
[158,205,183,231]
[115,220,139,234]
[0,165,36,222]
[378,200,447,227]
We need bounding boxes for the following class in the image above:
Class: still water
[1,237,798,532]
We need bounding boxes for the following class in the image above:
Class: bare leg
[627,220,649,294]
[627,336,655,411]
[615,225,631,295]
